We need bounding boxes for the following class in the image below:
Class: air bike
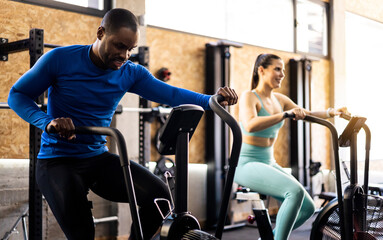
[152,94,242,240]
[310,113,383,240]
[246,113,382,240]
[48,94,241,240]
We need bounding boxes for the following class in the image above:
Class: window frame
[12,0,112,17]
[294,0,330,58]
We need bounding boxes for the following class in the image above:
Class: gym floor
[207,213,316,239]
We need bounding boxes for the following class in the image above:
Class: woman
[234,53,347,240]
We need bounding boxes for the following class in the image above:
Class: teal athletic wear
[234,91,315,240]
[240,91,284,139]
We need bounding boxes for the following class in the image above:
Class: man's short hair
[101,8,138,34]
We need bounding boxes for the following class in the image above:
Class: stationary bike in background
[310,113,383,240]
[245,113,383,240]
[244,114,342,240]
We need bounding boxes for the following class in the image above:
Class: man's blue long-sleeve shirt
[8,45,211,159]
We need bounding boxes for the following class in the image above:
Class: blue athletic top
[240,91,284,138]
[8,45,211,159]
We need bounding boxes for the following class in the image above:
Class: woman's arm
[239,91,285,133]
[276,93,348,119]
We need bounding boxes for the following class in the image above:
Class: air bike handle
[46,126,131,168]
[209,95,242,239]
[46,125,144,240]
[284,113,345,239]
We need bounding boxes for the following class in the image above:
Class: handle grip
[283,112,296,119]
[216,94,225,103]
[46,124,57,133]
[340,112,352,121]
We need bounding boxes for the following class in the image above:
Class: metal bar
[362,123,371,194]
[0,38,30,62]
[128,46,149,67]
[29,28,44,69]
[44,43,62,49]
[0,38,61,63]
[129,46,151,167]
[29,126,43,240]
[205,43,232,228]
[209,95,243,239]
[122,107,151,113]
[174,132,189,213]
[138,97,151,167]
[350,132,358,185]
[289,59,312,188]
[1,206,29,240]
[93,216,118,224]
[303,60,312,189]
[0,38,30,54]
[0,102,42,109]
[362,124,371,232]
[1,102,172,115]
[289,59,301,181]
[28,28,44,240]
[303,115,345,239]
[22,213,29,240]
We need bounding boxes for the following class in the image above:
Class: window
[343,12,383,163]
[54,0,104,10]
[146,0,328,56]
[226,0,294,52]
[146,0,294,52]
[12,0,111,17]
[296,0,328,56]
[145,0,227,39]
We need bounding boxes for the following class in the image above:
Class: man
[8,8,237,240]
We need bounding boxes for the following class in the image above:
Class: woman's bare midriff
[243,134,275,147]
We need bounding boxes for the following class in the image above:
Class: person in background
[8,8,238,240]
[235,53,347,240]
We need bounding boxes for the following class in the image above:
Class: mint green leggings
[234,143,315,240]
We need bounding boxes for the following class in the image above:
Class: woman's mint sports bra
[240,91,284,138]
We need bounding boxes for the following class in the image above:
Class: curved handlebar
[209,94,242,239]
[284,114,339,154]
[46,125,144,240]
[209,95,242,168]
[47,126,129,163]
[285,113,344,236]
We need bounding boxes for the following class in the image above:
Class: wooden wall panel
[147,26,332,168]
[311,60,332,169]
[146,27,214,164]
[0,0,101,159]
